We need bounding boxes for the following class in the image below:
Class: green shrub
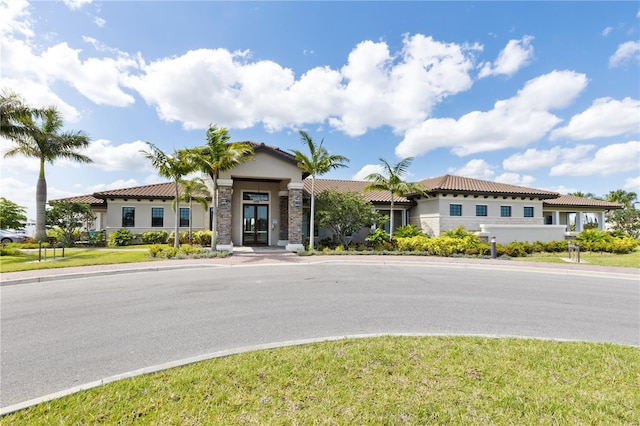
[192,230,212,246]
[141,230,168,244]
[168,231,190,245]
[1,246,22,256]
[148,244,228,259]
[365,228,391,250]
[108,228,135,246]
[396,235,431,252]
[89,230,107,247]
[393,224,424,238]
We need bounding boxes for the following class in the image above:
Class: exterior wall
[104,199,207,235]
[411,194,545,237]
[479,224,566,243]
[219,151,303,184]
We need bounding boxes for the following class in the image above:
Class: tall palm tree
[364,157,427,240]
[291,130,349,251]
[606,189,638,210]
[173,177,211,244]
[141,143,194,248]
[186,125,254,250]
[4,105,92,242]
[0,90,43,140]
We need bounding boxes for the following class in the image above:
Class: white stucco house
[51,142,623,250]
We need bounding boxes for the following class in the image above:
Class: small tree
[315,190,382,246]
[609,208,640,239]
[173,177,211,244]
[46,201,95,245]
[0,197,27,230]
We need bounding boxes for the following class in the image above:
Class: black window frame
[122,207,135,227]
[500,205,512,217]
[524,206,534,218]
[475,205,487,217]
[179,207,190,227]
[449,204,462,217]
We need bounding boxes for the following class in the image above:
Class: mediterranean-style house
[51,142,623,251]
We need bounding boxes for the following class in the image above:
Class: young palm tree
[4,105,92,242]
[173,177,211,244]
[364,157,427,240]
[291,131,349,251]
[186,125,254,250]
[606,189,638,210]
[141,143,194,248]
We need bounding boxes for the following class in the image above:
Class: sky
[1,0,639,221]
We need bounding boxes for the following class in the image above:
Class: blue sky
[1,0,639,220]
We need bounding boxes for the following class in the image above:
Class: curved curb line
[0,332,628,416]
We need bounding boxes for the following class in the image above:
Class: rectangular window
[122,207,135,227]
[524,206,534,218]
[151,207,164,227]
[476,205,487,217]
[450,204,462,216]
[179,207,190,227]
[243,192,269,202]
[500,206,512,217]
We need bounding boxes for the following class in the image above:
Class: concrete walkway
[1,247,638,285]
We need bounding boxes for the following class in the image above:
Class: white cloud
[609,40,640,67]
[62,0,92,10]
[503,145,596,171]
[623,176,640,193]
[124,34,480,135]
[447,159,495,180]
[550,141,640,176]
[551,97,640,140]
[494,172,535,186]
[352,164,385,181]
[87,179,140,193]
[0,77,81,122]
[82,139,152,172]
[478,36,534,78]
[0,0,33,38]
[601,26,613,37]
[94,16,106,27]
[396,70,588,158]
[545,185,578,195]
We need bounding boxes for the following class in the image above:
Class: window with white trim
[450,204,462,216]
[500,206,512,217]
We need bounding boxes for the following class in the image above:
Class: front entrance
[243,204,268,245]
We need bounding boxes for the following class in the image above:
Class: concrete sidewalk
[1,248,638,285]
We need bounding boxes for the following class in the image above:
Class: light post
[490,236,497,259]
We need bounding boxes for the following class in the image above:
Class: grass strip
[3,336,638,424]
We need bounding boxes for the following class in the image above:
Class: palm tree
[291,131,349,251]
[569,191,598,199]
[0,90,43,140]
[141,143,194,248]
[173,177,211,244]
[186,125,254,250]
[364,157,427,240]
[606,189,638,210]
[4,105,92,242]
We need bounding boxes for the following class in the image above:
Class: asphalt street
[1,262,638,409]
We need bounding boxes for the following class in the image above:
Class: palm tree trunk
[35,159,47,242]
[210,174,218,251]
[309,176,315,250]
[174,181,180,248]
[189,197,193,245]
[389,195,394,240]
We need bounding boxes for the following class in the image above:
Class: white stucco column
[597,211,606,230]
[553,210,560,226]
[95,212,102,230]
[575,211,583,232]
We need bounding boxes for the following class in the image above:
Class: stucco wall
[104,200,207,235]
[411,195,545,237]
[479,224,567,243]
[220,151,302,183]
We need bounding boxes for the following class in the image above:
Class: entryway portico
[206,143,306,252]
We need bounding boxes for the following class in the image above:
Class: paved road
[1,261,638,409]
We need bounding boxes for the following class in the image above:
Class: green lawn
[512,249,640,268]
[0,247,156,273]
[3,336,638,424]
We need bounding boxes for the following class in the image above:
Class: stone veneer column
[285,182,304,252]
[216,178,233,252]
[278,190,289,246]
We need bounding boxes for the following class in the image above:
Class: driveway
[1,257,638,411]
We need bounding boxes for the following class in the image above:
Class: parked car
[0,229,29,244]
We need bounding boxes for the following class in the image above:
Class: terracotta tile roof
[49,194,106,207]
[94,182,180,199]
[305,179,412,204]
[543,194,623,209]
[418,174,559,198]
